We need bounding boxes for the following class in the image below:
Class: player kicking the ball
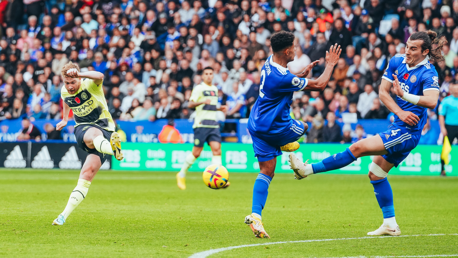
[52,62,123,225]
[245,31,341,238]
[290,31,444,236]
[176,67,228,190]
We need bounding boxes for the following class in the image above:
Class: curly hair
[409,30,447,63]
[270,31,295,53]
[61,61,80,78]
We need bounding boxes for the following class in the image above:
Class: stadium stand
[0,0,455,144]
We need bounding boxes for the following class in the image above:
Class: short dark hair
[271,31,295,53]
[203,66,214,72]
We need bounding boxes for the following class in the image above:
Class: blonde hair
[61,62,80,78]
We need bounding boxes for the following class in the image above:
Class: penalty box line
[189,233,458,258]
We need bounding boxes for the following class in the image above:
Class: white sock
[178,153,197,178]
[212,155,222,166]
[305,164,314,175]
[93,135,113,155]
[383,217,398,228]
[62,179,91,220]
[252,213,262,220]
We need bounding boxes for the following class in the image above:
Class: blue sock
[311,148,357,173]
[251,173,272,216]
[371,178,395,218]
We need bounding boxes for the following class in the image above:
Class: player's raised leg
[87,127,123,161]
[290,135,387,179]
[52,154,101,225]
[366,156,400,236]
[245,158,275,238]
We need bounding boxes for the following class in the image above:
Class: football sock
[93,135,113,155]
[62,179,91,220]
[371,178,396,223]
[212,155,222,166]
[251,173,272,217]
[311,148,356,173]
[178,153,197,178]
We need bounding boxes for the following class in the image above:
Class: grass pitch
[1,169,457,258]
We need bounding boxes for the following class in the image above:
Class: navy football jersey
[382,54,439,132]
[248,55,308,134]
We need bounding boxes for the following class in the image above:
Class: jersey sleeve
[382,56,400,83]
[190,86,202,102]
[277,73,308,93]
[422,70,440,92]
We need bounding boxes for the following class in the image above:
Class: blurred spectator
[133,98,156,121]
[323,112,342,143]
[307,115,324,143]
[419,119,437,145]
[341,124,352,143]
[363,98,389,119]
[44,123,62,140]
[357,84,378,118]
[31,103,46,120]
[17,117,41,141]
[351,124,366,143]
[120,98,142,121]
[226,82,246,119]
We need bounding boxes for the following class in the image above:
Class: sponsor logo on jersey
[410,75,417,83]
[59,146,82,169]
[4,145,26,168]
[31,146,54,168]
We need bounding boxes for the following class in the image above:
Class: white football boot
[244,214,270,238]
[367,224,401,236]
[52,214,65,226]
[289,153,313,180]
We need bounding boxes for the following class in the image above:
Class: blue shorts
[378,124,421,167]
[249,120,306,162]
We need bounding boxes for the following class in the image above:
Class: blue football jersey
[248,56,308,134]
[382,54,439,132]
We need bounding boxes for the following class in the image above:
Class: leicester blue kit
[248,56,308,161]
[380,54,439,166]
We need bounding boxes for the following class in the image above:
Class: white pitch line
[332,255,458,258]
[189,233,457,258]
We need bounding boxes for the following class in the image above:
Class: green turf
[0,170,457,258]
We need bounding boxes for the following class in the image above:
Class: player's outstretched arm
[303,44,341,91]
[392,74,439,109]
[67,68,104,85]
[379,78,419,126]
[56,102,70,131]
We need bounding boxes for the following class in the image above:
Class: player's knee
[368,162,388,181]
[212,149,221,156]
[349,143,363,157]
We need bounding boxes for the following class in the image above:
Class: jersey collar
[269,55,289,74]
[402,55,430,71]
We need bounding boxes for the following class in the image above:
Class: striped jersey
[61,78,115,132]
[190,82,219,128]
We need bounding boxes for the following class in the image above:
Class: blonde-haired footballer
[176,66,228,189]
[52,62,123,225]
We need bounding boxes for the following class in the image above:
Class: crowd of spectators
[0,0,456,142]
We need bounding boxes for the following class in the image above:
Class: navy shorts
[249,120,306,162]
[74,124,113,163]
[193,127,221,147]
[378,124,421,167]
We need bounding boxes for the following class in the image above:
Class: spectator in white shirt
[288,44,311,75]
[238,71,253,95]
[130,27,145,51]
[450,28,458,54]
[357,84,378,118]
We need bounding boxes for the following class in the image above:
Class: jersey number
[259,69,266,98]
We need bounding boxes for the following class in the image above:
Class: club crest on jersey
[81,92,88,100]
[292,77,300,87]
[403,73,409,80]
[410,75,417,83]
